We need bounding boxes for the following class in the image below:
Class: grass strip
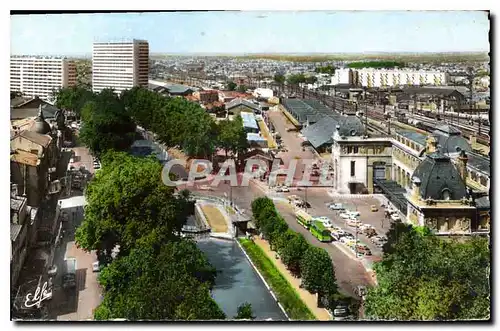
[238,238,316,321]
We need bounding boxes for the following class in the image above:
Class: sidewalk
[252,236,332,321]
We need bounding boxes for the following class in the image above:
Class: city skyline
[11,11,490,56]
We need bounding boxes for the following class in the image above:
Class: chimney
[457,150,468,183]
[425,135,438,154]
[412,177,421,200]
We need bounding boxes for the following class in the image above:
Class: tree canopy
[227,81,237,91]
[287,73,306,85]
[314,65,336,75]
[75,152,193,260]
[216,115,249,157]
[273,73,286,85]
[78,89,137,156]
[234,302,255,320]
[122,87,218,158]
[251,197,339,310]
[53,85,95,118]
[94,239,225,321]
[364,227,490,321]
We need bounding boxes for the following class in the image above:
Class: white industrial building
[92,39,149,94]
[331,68,448,88]
[253,88,274,100]
[10,56,77,102]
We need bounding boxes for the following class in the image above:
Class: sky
[10,11,490,56]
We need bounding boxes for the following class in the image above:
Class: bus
[296,209,312,229]
[310,221,333,242]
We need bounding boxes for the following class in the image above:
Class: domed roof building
[406,137,484,234]
[31,105,52,135]
[432,124,472,156]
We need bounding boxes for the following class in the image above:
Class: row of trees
[251,197,339,310]
[54,86,249,159]
[74,152,227,320]
[365,222,490,320]
[314,65,336,75]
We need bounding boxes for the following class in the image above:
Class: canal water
[197,238,287,321]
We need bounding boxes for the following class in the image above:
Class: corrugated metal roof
[13,130,52,147]
[240,112,259,130]
[10,149,39,166]
[467,152,490,175]
[396,129,428,147]
[247,133,266,141]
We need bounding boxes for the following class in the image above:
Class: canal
[197,238,287,321]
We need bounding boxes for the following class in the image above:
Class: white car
[346,210,360,217]
[328,203,345,210]
[359,224,374,231]
[339,212,352,219]
[314,217,334,228]
[391,213,401,221]
[281,186,290,192]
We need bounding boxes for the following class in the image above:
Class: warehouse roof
[467,152,490,176]
[240,111,259,130]
[247,133,266,141]
[396,129,428,147]
[401,87,465,99]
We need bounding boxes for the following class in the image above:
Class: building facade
[10,56,76,102]
[331,68,448,88]
[92,40,149,94]
[331,131,393,194]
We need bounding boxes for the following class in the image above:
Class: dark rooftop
[467,152,490,176]
[396,129,427,147]
[412,152,467,201]
[401,87,465,99]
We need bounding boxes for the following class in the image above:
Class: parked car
[275,186,283,192]
[281,186,290,192]
[346,210,360,217]
[339,212,353,219]
[328,203,345,210]
[370,205,378,212]
[347,219,362,227]
[314,217,333,228]
[391,213,401,221]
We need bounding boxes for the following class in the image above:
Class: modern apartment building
[92,39,149,94]
[10,56,76,102]
[332,68,448,88]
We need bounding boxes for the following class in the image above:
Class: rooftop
[13,130,52,148]
[10,149,39,167]
[395,129,428,147]
[467,152,490,176]
[11,196,27,212]
[226,98,262,112]
[11,223,23,242]
[247,133,266,142]
[240,111,259,130]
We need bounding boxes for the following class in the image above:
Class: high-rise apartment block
[92,39,149,94]
[332,68,449,88]
[10,56,77,101]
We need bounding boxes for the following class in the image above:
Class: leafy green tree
[280,232,309,277]
[364,228,490,321]
[78,89,136,155]
[273,73,286,85]
[75,152,193,260]
[237,85,248,93]
[305,76,318,85]
[121,86,169,131]
[300,246,338,307]
[216,115,249,157]
[314,65,336,75]
[53,86,95,118]
[227,81,237,91]
[382,221,414,255]
[287,74,306,85]
[94,239,225,321]
[234,302,255,320]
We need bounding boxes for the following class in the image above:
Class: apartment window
[353,147,359,154]
[347,146,353,154]
[350,161,356,177]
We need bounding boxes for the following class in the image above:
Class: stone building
[406,149,481,234]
